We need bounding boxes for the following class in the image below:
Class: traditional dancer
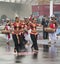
[29,18,41,52]
[12,17,21,54]
[4,19,11,51]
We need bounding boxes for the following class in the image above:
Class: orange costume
[12,20,27,53]
[29,21,39,51]
[12,22,21,35]
[30,22,38,35]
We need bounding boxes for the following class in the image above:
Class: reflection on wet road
[0,45,60,64]
[0,37,60,64]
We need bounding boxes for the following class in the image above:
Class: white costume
[5,25,11,42]
[49,32,57,44]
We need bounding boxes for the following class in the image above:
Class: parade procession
[0,0,60,64]
[0,15,58,55]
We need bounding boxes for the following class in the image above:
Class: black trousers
[18,34,26,50]
[43,31,48,39]
[30,34,38,50]
[12,34,26,52]
[43,31,49,52]
[12,34,20,53]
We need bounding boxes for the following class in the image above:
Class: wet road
[0,35,60,64]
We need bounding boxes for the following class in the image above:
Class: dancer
[18,20,27,51]
[4,19,11,51]
[29,18,41,52]
[12,17,26,55]
[12,17,21,54]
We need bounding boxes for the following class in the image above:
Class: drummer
[49,15,58,45]
[4,18,11,51]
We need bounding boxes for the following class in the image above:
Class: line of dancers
[3,17,42,55]
[2,15,58,55]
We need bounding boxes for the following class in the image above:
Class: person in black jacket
[41,15,49,52]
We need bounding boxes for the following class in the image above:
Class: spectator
[41,15,49,52]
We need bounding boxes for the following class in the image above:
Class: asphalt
[0,34,60,64]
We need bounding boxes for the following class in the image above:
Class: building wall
[32,4,60,17]
[0,2,32,20]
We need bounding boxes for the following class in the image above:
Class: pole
[50,0,53,17]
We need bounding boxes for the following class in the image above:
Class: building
[0,0,60,20]
[32,0,60,17]
[32,4,60,17]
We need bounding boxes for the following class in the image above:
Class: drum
[1,30,10,34]
[44,27,55,33]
